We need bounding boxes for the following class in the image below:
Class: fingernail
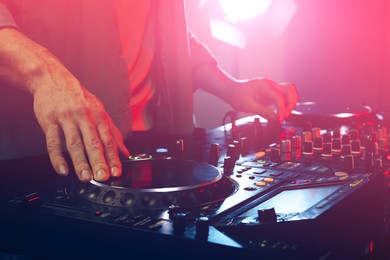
[81,169,91,181]
[111,166,120,177]
[59,164,68,176]
[97,169,108,181]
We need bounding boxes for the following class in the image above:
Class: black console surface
[1,103,390,259]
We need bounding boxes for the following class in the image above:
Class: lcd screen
[240,185,341,220]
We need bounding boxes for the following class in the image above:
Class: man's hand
[0,28,130,182]
[226,78,298,123]
[33,78,130,182]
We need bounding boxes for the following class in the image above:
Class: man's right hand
[0,28,130,182]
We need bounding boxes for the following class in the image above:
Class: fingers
[62,123,94,182]
[46,125,69,177]
[45,115,125,183]
[278,83,299,120]
[95,122,123,178]
[72,117,124,182]
[107,116,130,158]
[246,97,278,122]
[272,88,287,123]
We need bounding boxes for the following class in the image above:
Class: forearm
[191,56,298,122]
[192,61,243,105]
[0,27,63,95]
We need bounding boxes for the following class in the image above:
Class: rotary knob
[342,134,351,145]
[302,141,313,157]
[195,216,209,238]
[332,138,342,155]
[172,212,188,234]
[313,136,323,154]
[223,156,234,174]
[208,143,220,166]
[322,142,332,159]
[270,148,281,162]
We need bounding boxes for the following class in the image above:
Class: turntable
[73,156,237,209]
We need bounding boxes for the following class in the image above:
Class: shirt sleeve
[0,2,18,29]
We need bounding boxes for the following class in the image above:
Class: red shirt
[115,0,155,131]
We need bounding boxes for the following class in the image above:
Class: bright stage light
[219,0,271,22]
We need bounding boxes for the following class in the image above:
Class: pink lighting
[219,0,271,22]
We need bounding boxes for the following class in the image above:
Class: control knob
[258,207,277,223]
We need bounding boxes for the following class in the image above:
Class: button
[334,171,348,177]
[24,192,40,203]
[255,181,267,187]
[263,177,275,182]
[253,170,267,175]
[270,171,283,177]
[94,211,102,216]
[349,179,363,187]
[255,151,266,158]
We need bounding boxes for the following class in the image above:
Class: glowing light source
[219,0,271,22]
[210,18,247,48]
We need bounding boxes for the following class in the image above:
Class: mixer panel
[0,104,389,259]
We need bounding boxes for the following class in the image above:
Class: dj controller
[0,103,389,259]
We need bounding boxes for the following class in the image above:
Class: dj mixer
[0,103,389,259]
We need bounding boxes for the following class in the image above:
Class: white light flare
[219,0,271,22]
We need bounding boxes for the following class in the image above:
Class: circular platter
[73,157,237,209]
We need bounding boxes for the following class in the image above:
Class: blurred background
[186,0,390,130]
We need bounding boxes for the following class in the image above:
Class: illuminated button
[334,171,348,177]
[263,177,275,182]
[255,151,266,159]
[25,192,40,203]
[129,153,152,160]
[94,211,102,216]
[156,148,168,153]
[255,181,267,187]
[349,179,363,187]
